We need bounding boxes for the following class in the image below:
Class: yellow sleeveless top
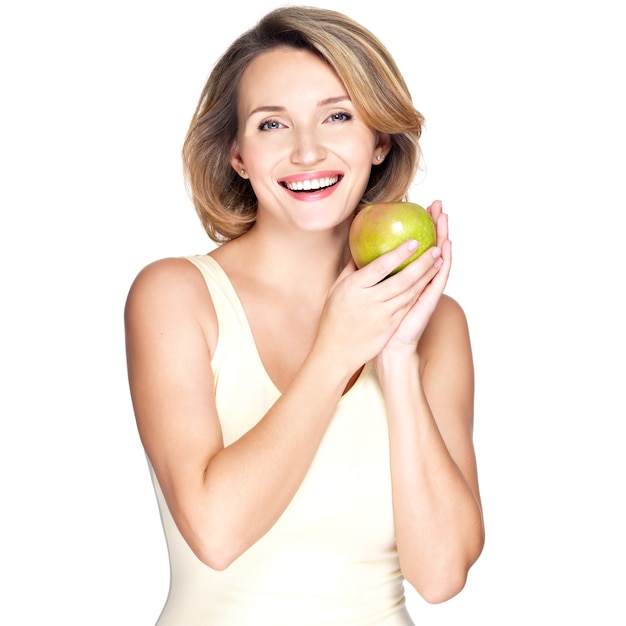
[149,254,414,625]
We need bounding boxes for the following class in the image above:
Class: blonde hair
[182,6,425,242]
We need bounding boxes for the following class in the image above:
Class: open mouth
[282,175,341,192]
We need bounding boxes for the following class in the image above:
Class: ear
[229,143,248,178]
[372,132,392,165]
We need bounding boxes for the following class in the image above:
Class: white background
[1,0,624,624]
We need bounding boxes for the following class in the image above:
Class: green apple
[349,202,436,275]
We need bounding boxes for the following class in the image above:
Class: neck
[220,218,353,296]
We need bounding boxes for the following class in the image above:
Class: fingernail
[407,239,419,251]
[434,257,443,268]
[431,247,441,258]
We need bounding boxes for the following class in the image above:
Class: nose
[290,126,327,166]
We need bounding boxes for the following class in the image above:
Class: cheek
[336,130,378,161]
[239,139,282,174]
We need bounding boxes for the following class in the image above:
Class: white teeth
[285,176,338,191]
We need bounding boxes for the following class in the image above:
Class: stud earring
[376,154,383,162]
[240,169,245,175]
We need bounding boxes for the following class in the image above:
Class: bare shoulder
[126,257,204,303]
[124,256,218,351]
[433,293,468,323]
[424,294,468,340]
[125,257,212,313]
[420,294,470,352]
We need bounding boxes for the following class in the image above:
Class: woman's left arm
[374,202,485,603]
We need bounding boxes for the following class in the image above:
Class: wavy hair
[182,6,425,242]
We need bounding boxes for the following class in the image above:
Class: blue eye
[259,119,283,130]
[327,111,352,122]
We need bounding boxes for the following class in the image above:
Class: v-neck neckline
[200,254,370,400]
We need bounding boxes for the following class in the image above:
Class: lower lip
[282,182,339,202]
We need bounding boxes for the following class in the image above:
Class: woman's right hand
[314,238,443,374]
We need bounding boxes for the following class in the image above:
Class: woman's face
[230,46,390,234]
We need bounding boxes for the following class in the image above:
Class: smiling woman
[229,46,387,233]
[124,6,484,626]
[182,8,424,243]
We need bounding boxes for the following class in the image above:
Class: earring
[240,169,245,175]
[376,154,383,162]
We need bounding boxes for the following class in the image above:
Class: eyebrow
[247,96,350,119]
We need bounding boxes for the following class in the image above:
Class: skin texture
[125,47,484,603]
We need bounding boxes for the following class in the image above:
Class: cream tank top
[149,254,415,626]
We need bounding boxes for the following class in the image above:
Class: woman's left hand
[376,200,452,357]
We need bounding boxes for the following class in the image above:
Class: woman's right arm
[124,257,354,570]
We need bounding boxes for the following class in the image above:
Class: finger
[428,199,442,222]
[420,239,452,303]
[436,210,448,248]
[379,245,444,306]
[356,239,420,285]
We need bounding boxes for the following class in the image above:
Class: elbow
[414,569,469,604]
[174,493,256,571]
[183,525,245,571]
[195,546,236,572]
[406,544,484,605]
[191,535,243,571]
